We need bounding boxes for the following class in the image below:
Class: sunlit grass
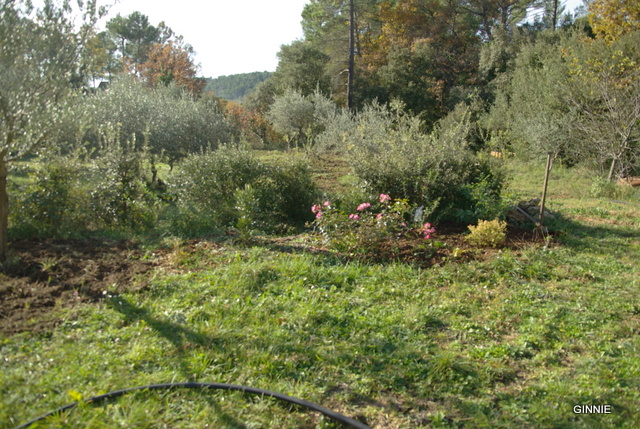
[2,160,640,427]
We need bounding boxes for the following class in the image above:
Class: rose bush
[312,194,439,260]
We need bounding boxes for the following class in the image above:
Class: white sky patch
[99,0,309,78]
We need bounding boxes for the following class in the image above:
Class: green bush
[253,161,319,226]
[11,156,92,237]
[590,175,617,198]
[167,147,318,235]
[312,193,439,259]
[89,129,158,230]
[75,77,235,167]
[450,172,511,224]
[234,184,261,242]
[10,129,161,237]
[266,89,342,150]
[167,146,265,233]
[343,101,506,223]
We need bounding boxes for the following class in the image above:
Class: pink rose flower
[348,214,360,220]
[422,222,436,239]
[357,202,371,211]
[379,193,391,203]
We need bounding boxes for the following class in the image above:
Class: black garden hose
[14,382,370,429]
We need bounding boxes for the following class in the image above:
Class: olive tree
[561,32,640,179]
[488,30,640,177]
[485,32,578,163]
[85,76,234,172]
[0,0,99,262]
[266,89,340,149]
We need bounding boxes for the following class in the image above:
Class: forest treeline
[204,72,273,101]
[1,0,639,261]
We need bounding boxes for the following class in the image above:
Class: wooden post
[539,152,552,228]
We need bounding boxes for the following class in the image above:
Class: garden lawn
[1,161,640,428]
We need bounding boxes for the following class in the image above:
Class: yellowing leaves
[589,0,640,41]
[140,41,205,95]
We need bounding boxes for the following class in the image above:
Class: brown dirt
[0,225,546,336]
[257,223,548,268]
[0,238,157,336]
[361,222,549,268]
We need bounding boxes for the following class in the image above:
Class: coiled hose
[14,382,370,429]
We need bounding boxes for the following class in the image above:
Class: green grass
[254,150,354,195]
[2,160,640,427]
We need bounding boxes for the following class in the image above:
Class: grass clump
[466,219,507,247]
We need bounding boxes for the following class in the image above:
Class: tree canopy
[0,0,101,261]
[589,0,640,40]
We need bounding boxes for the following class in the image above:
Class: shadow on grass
[547,212,640,255]
[106,296,222,378]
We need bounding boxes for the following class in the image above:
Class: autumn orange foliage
[141,41,205,94]
[223,101,282,146]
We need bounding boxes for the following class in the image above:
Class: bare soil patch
[0,225,545,336]
[0,238,156,335]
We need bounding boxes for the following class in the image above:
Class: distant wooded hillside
[204,71,272,101]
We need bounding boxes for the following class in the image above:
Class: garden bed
[0,223,545,336]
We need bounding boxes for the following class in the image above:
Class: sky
[97,0,586,80]
[99,0,310,79]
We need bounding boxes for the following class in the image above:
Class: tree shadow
[106,296,222,379]
[546,211,640,255]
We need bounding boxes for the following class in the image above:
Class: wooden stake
[539,152,552,228]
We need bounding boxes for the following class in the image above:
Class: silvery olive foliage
[0,0,102,261]
[316,100,506,222]
[74,76,235,167]
[266,89,342,149]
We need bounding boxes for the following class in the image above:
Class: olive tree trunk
[0,150,8,263]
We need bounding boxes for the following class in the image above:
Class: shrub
[79,77,235,168]
[89,128,158,230]
[234,184,260,243]
[266,89,340,150]
[466,219,507,247]
[252,161,319,228]
[312,195,408,254]
[312,193,439,259]
[167,146,318,235]
[167,146,265,233]
[451,173,511,224]
[10,156,92,237]
[338,101,505,223]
